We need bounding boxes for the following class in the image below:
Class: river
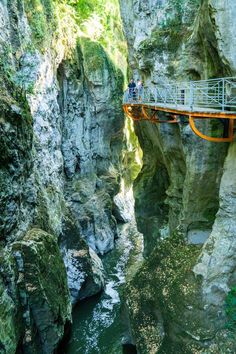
[63,221,143,354]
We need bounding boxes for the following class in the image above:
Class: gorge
[0,0,236,353]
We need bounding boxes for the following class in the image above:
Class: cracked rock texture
[0,0,125,352]
[120,0,236,352]
[12,228,72,354]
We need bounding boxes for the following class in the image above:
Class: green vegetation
[80,38,108,73]
[0,44,31,122]
[22,0,127,76]
[1,0,127,122]
[79,36,124,97]
[67,0,127,74]
[12,229,71,353]
[225,287,236,330]
[138,0,201,61]
[122,118,143,187]
[139,18,185,56]
[24,0,56,48]
[66,0,103,21]
[126,231,202,352]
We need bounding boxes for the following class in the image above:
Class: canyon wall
[1,0,236,352]
[0,0,127,352]
[120,0,236,352]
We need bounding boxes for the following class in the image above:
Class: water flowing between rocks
[64,222,143,354]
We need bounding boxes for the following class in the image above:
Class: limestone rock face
[0,256,22,354]
[133,121,227,255]
[0,0,126,352]
[120,0,236,352]
[194,142,236,311]
[0,228,72,354]
[63,245,105,305]
[12,228,72,354]
[209,0,236,71]
[120,0,236,81]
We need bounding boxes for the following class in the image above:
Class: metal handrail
[124,77,236,112]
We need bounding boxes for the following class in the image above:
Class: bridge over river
[123,77,236,142]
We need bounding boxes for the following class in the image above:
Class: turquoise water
[64,222,143,354]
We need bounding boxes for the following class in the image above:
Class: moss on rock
[126,232,204,353]
[0,68,33,241]
[225,287,236,331]
[12,228,71,353]
[80,38,107,73]
[79,37,123,96]
[23,0,56,48]
[0,251,23,354]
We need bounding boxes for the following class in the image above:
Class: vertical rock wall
[120,0,236,352]
[0,0,126,352]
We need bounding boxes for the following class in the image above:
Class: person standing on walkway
[128,79,136,101]
[137,79,144,101]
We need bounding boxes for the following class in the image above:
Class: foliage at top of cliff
[70,0,127,71]
[0,0,126,122]
[24,0,56,47]
[23,0,127,74]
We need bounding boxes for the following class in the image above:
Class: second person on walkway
[128,79,136,100]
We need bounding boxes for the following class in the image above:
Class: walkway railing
[123,77,236,112]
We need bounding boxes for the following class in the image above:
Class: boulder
[64,246,105,305]
[12,228,72,354]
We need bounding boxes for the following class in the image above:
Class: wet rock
[0,254,22,354]
[113,189,135,223]
[64,247,105,305]
[0,1,127,353]
[187,229,211,245]
[12,228,72,354]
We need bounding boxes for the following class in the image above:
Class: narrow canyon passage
[63,222,143,354]
[1,1,236,353]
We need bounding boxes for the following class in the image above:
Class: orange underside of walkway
[123,103,236,143]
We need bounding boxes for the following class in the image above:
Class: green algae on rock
[12,228,72,353]
[119,0,236,352]
[125,231,202,353]
[0,253,22,354]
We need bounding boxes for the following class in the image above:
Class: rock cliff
[1,0,236,353]
[0,0,128,352]
[120,0,236,352]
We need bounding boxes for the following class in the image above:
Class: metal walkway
[123,77,236,142]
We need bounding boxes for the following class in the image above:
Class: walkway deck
[123,77,236,142]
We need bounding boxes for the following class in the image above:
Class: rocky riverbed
[63,221,143,354]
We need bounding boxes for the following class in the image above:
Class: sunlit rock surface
[194,143,236,307]
[2,0,236,352]
[63,245,105,305]
[120,0,236,352]
[0,0,126,352]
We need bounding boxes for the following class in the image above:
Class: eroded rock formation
[120,0,236,352]
[0,0,127,352]
[1,0,236,353]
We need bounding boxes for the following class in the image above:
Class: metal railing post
[164,88,167,104]
[189,81,194,110]
[147,88,151,102]
[222,79,225,111]
[175,85,178,106]
[218,82,220,105]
